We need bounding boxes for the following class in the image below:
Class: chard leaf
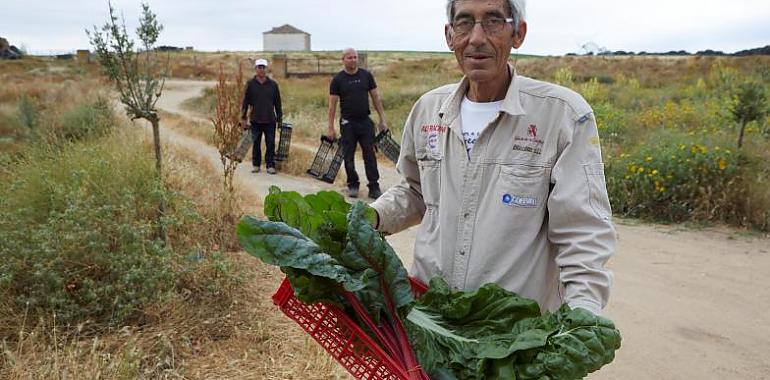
[407,278,621,380]
[236,216,363,294]
[344,202,414,319]
[516,306,622,380]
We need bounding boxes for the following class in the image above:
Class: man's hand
[378,120,389,133]
[326,126,337,140]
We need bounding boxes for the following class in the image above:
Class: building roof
[263,24,310,35]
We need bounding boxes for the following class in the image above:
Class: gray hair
[445,0,526,29]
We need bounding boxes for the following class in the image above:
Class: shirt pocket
[418,159,441,208]
[583,163,612,220]
[497,165,549,210]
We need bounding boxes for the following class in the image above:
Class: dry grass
[159,110,216,145]
[1,254,348,380]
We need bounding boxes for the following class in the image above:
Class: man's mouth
[465,53,493,62]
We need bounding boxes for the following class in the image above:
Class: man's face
[255,65,267,78]
[445,0,526,84]
[342,51,358,71]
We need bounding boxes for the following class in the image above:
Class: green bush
[0,136,173,327]
[606,134,742,223]
[17,95,39,133]
[57,97,115,141]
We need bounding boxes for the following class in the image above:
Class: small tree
[730,81,767,149]
[87,1,169,242]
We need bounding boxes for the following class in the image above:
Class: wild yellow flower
[719,159,727,170]
[699,145,707,154]
[652,169,659,175]
[690,144,697,154]
[645,156,653,162]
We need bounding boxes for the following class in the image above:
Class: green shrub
[17,95,39,133]
[56,97,115,141]
[606,134,742,223]
[0,136,173,328]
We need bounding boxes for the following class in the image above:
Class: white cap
[254,58,268,67]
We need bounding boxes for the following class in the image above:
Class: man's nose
[468,21,487,45]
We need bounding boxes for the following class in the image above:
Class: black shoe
[368,188,382,199]
[348,187,359,198]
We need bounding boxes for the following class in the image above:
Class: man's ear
[512,21,527,48]
[445,24,454,51]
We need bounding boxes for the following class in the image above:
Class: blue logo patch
[502,193,538,208]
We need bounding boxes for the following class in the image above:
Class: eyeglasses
[451,17,514,36]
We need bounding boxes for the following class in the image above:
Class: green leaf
[236,215,363,293]
[406,278,621,380]
[344,202,413,318]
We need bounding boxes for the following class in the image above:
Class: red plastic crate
[272,277,429,380]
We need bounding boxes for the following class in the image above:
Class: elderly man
[327,48,388,199]
[371,0,615,315]
[241,58,282,174]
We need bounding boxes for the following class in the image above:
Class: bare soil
[157,79,770,380]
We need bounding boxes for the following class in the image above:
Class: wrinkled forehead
[451,0,511,18]
[342,50,357,59]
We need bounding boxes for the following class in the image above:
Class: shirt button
[463,213,469,218]
[460,251,465,256]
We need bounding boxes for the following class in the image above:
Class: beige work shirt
[372,68,615,315]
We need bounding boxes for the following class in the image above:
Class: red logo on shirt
[421,124,447,134]
[528,124,537,138]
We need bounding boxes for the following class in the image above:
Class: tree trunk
[150,116,169,245]
[737,117,746,149]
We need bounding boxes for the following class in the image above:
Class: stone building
[263,24,310,52]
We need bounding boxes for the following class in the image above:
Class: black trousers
[339,117,379,190]
[251,122,276,168]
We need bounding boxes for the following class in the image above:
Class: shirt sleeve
[367,70,377,91]
[371,101,427,234]
[329,75,340,96]
[548,110,615,315]
[241,82,250,119]
[274,81,283,123]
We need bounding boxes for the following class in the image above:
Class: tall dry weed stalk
[212,62,245,194]
[211,62,246,242]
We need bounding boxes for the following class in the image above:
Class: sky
[4,0,770,56]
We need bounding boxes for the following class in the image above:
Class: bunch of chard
[237,187,621,380]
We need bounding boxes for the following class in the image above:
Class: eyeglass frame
[450,16,515,36]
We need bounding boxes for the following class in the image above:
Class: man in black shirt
[241,58,282,174]
[326,48,388,199]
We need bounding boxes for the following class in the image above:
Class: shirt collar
[439,64,526,123]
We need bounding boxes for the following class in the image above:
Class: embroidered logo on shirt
[513,124,544,155]
[421,124,447,134]
[502,193,539,208]
[528,124,537,138]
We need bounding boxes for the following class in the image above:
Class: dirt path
[156,79,770,380]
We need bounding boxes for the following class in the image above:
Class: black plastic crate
[306,135,344,184]
[374,130,400,164]
[276,122,293,161]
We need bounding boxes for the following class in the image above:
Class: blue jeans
[251,122,276,168]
